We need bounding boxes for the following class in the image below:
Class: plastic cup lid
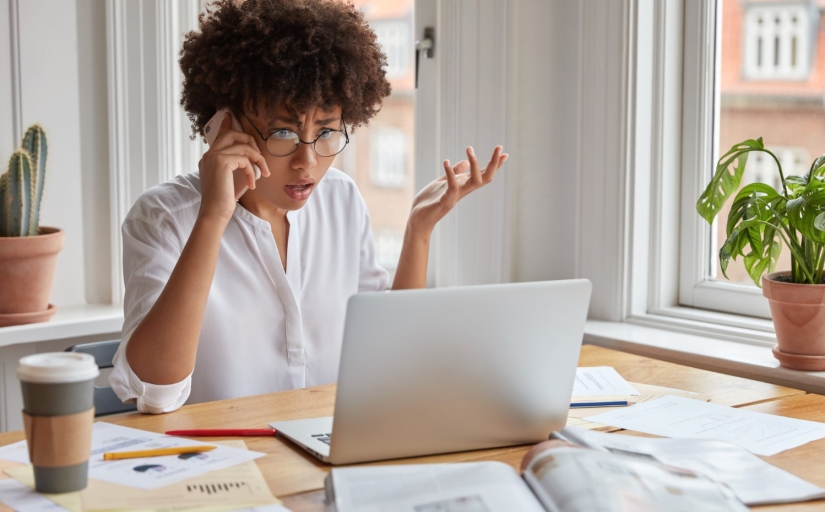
[17,352,99,383]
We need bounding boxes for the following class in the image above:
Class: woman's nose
[291,141,317,170]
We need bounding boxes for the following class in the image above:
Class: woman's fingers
[212,129,260,153]
[217,144,270,177]
[482,146,502,182]
[480,147,507,184]
[221,154,258,190]
[443,159,457,189]
[453,160,470,174]
[466,146,483,186]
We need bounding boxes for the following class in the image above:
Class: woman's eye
[318,130,334,140]
[272,130,294,140]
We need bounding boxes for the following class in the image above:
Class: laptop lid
[327,279,591,465]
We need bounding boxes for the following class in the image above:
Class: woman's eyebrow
[272,116,299,128]
[269,116,340,129]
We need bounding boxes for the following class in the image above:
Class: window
[371,20,411,79]
[332,1,415,275]
[374,230,404,270]
[743,4,812,80]
[370,124,408,188]
[687,0,825,316]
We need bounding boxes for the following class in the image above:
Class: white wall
[0,2,14,161]
[1,0,112,308]
[77,0,113,304]
[509,0,633,322]
[510,0,581,283]
[16,0,87,307]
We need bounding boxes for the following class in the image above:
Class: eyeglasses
[241,113,349,158]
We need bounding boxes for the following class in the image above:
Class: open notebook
[324,426,825,511]
[325,447,746,511]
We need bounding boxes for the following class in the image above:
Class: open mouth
[284,182,314,201]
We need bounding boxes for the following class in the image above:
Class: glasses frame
[241,112,349,158]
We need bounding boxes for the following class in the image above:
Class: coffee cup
[18,352,99,493]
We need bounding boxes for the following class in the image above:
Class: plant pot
[763,271,825,371]
[0,227,63,327]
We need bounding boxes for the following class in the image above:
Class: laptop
[270,279,591,465]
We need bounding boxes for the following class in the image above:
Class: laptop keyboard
[312,433,332,445]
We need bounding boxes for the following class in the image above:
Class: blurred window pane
[332,0,415,279]
[371,124,408,188]
[372,20,411,78]
[375,230,405,270]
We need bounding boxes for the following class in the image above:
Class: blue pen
[569,400,629,408]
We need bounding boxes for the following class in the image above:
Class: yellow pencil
[103,445,216,461]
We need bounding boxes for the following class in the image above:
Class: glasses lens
[314,131,346,157]
[266,130,300,156]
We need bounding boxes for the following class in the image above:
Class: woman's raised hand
[408,145,508,234]
[197,113,271,223]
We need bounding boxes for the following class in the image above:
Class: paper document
[80,452,278,510]
[561,427,825,506]
[0,478,69,512]
[328,463,545,512]
[4,441,280,512]
[567,382,709,431]
[0,423,265,490]
[0,442,29,465]
[584,395,825,456]
[572,367,639,397]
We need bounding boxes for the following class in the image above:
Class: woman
[110,0,507,413]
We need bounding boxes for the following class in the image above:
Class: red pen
[165,429,277,437]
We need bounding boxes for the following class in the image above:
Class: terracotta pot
[763,271,825,371]
[0,227,63,326]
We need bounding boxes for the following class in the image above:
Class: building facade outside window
[743,3,813,80]
[371,20,411,79]
[716,0,825,285]
[370,124,408,188]
[374,230,405,270]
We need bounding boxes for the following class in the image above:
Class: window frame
[676,0,775,321]
[614,0,779,345]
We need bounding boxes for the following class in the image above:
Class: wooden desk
[0,345,807,511]
[732,394,825,512]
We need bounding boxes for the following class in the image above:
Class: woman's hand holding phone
[197,112,271,224]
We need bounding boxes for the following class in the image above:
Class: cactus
[0,125,48,237]
[0,173,7,235]
[21,125,47,236]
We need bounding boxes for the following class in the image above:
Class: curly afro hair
[179,0,392,138]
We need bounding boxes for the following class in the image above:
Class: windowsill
[584,319,825,395]
[0,304,123,347]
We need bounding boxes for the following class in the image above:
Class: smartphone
[203,108,262,200]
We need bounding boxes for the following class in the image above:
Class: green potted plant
[0,125,63,327]
[697,137,825,370]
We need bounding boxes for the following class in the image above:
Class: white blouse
[109,169,390,413]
